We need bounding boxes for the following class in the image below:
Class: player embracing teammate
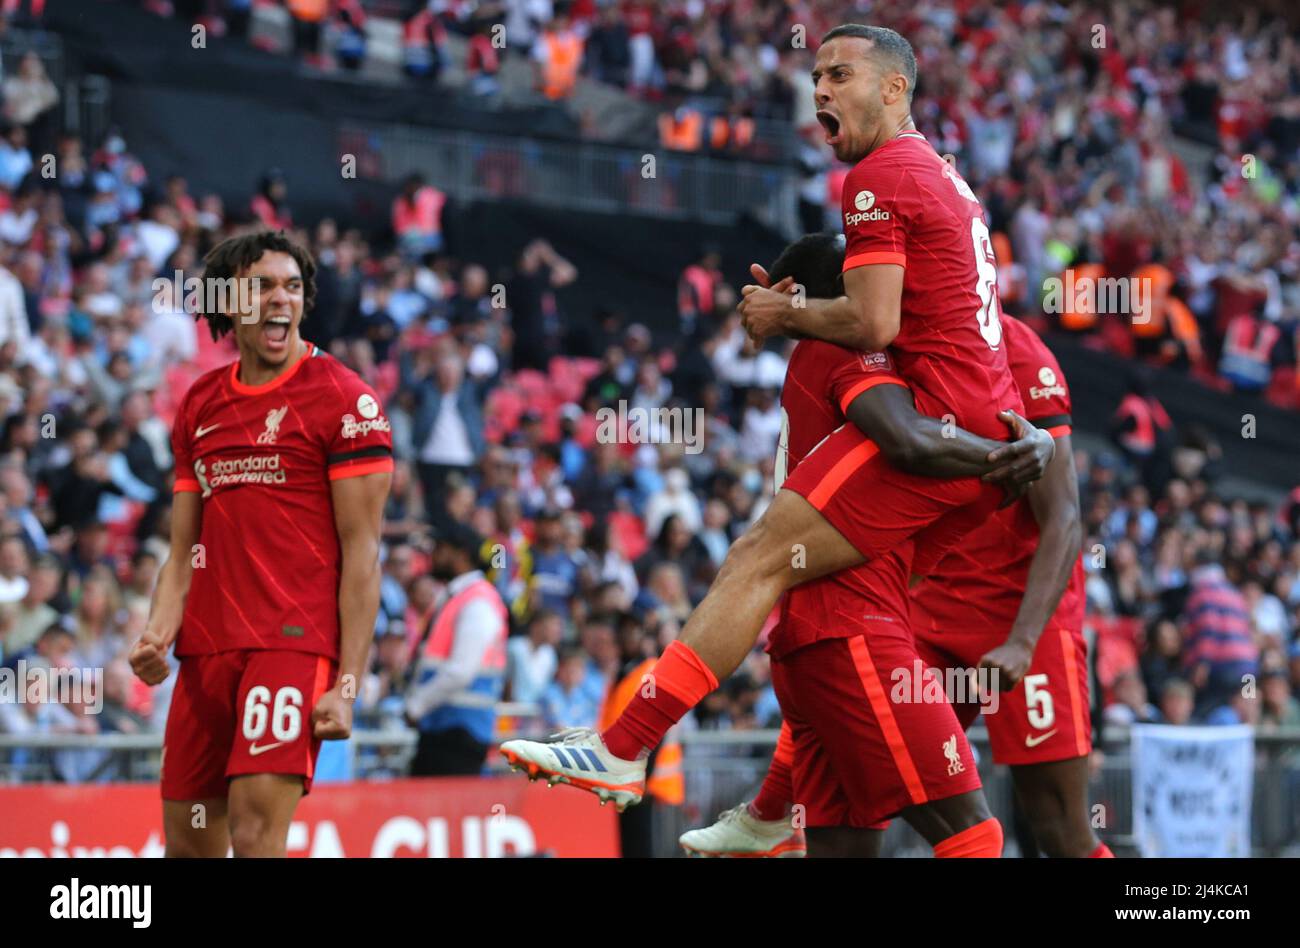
[502,24,1087,858]
[130,231,392,857]
[678,235,1109,859]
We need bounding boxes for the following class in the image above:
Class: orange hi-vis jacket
[1057,262,1104,330]
[1131,263,1175,338]
[659,109,703,151]
[287,0,328,23]
[540,31,582,99]
[600,657,684,805]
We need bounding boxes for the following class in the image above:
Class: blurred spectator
[1260,670,1300,732]
[1158,678,1195,726]
[1181,556,1260,711]
[528,508,582,618]
[249,170,291,231]
[391,173,446,259]
[402,5,446,81]
[533,11,582,101]
[287,0,328,66]
[506,607,561,704]
[677,246,723,338]
[409,351,484,524]
[1103,671,1161,726]
[465,18,503,98]
[541,643,599,729]
[406,522,508,776]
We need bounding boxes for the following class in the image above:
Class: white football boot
[679,803,807,858]
[500,727,646,811]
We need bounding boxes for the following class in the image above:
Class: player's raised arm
[844,382,1052,485]
[740,262,902,352]
[130,490,202,685]
[317,469,392,739]
[980,431,1082,689]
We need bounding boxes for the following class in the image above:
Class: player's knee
[228,808,280,857]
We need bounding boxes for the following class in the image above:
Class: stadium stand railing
[345,120,799,232]
[5,724,1300,857]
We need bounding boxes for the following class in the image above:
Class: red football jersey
[841,131,1023,440]
[171,343,394,659]
[910,315,1084,634]
[767,339,913,658]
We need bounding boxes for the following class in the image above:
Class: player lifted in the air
[500,24,1046,830]
[129,231,392,857]
[679,236,1109,859]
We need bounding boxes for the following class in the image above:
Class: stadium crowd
[0,0,1298,784]
[154,0,1300,410]
[0,129,1297,782]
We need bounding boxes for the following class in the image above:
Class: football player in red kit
[129,231,392,857]
[500,25,1041,831]
[681,235,1108,859]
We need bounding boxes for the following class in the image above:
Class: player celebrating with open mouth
[502,25,1062,858]
[678,235,1108,860]
[129,231,393,857]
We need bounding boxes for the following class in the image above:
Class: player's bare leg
[806,827,883,858]
[677,489,864,676]
[1010,757,1101,857]
[501,490,864,807]
[163,798,230,858]
[900,790,1003,856]
[227,774,305,858]
[900,789,991,843]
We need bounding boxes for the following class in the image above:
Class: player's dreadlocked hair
[821,24,918,101]
[197,230,317,341]
[767,233,846,300]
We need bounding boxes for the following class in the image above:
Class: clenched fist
[128,631,172,686]
[311,686,353,741]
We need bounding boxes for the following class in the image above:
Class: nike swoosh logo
[195,423,221,439]
[248,741,285,756]
[1024,730,1058,748]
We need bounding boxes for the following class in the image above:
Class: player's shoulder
[1002,315,1071,409]
[302,345,380,396]
[299,346,389,427]
[1002,315,1059,373]
[178,361,233,415]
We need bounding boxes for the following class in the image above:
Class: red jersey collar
[229,342,316,395]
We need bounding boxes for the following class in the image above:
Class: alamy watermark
[595,400,705,455]
[890,660,1000,714]
[0,661,104,714]
[1042,270,1153,324]
[151,271,262,323]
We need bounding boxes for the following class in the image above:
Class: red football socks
[933,817,1004,858]
[1089,842,1115,858]
[601,640,719,762]
[749,720,795,821]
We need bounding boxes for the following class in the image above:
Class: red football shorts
[770,621,983,828]
[779,423,1004,574]
[161,649,336,801]
[911,599,1092,766]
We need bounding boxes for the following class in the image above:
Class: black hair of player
[198,230,317,341]
[821,24,918,101]
[767,232,846,300]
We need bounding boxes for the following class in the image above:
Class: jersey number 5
[1024,674,1055,730]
